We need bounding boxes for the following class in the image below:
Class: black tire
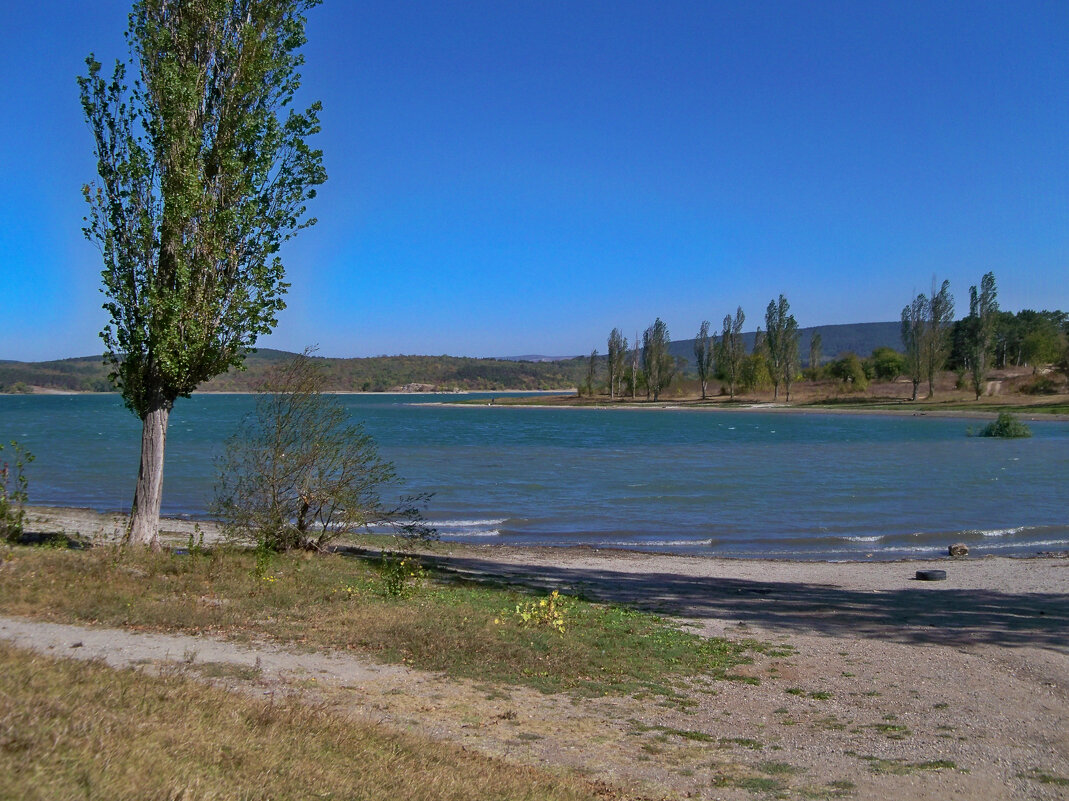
[915,569,947,581]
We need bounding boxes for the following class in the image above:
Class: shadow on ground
[345,548,1069,652]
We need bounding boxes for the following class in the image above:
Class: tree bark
[127,404,170,549]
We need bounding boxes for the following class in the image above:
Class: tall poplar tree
[80,1,326,547]
[901,292,927,402]
[923,278,955,398]
[607,328,627,400]
[808,331,822,374]
[764,295,799,402]
[716,307,745,400]
[641,318,674,401]
[967,273,998,400]
[693,320,714,400]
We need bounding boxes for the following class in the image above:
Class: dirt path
[4,550,1068,799]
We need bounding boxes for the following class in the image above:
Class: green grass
[0,544,763,696]
[0,642,605,801]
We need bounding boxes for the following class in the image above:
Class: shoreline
[433,397,1069,421]
[22,504,1069,568]
[5,389,1068,421]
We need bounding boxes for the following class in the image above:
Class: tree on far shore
[808,331,822,374]
[80,0,326,547]
[764,295,800,402]
[966,273,998,400]
[607,328,627,400]
[641,318,674,401]
[717,307,746,399]
[901,292,926,401]
[584,348,599,397]
[923,278,955,398]
[693,320,714,400]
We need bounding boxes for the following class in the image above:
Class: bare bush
[213,350,433,551]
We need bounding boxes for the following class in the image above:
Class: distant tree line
[592,272,1067,402]
[596,295,804,402]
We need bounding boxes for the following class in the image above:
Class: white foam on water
[602,539,711,548]
[845,535,883,543]
[430,519,507,529]
[969,526,1026,538]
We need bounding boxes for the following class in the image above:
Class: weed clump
[975,412,1032,438]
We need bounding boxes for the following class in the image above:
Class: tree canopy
[80,0,326,545]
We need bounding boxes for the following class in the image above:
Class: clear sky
[2,1,1066,361]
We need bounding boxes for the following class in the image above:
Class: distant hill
[498,354,576,363]
[668,321,902,369]
[0,322,903,394]
[0,350,587,394]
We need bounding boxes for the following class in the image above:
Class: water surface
[2,393,1066,559]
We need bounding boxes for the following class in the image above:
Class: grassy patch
[188,660,263,682]
[786,687,831,700]
[0,642,603,801]
[0,545,761,697]
[1018,769,1069,786]
[711,774,785,793]
[856,755,956,775]
[870,723,911,740]
[757,761,801,775]
[719,737,764,750]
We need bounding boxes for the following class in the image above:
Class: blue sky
[1,1,1066,361]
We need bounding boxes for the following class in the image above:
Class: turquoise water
[2,393,1068,559]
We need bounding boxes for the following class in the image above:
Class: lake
[2,393,1067,560]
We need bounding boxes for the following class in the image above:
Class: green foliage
[0,442,34,543]
[924,279,955,398]
[901,293,926,398]
[739,352,772,393]
[213,350,434,551]
[976,412,1032,439]
[870,347,905,382]
[641,318,675,401]
[716,307,746,399]
[606,328,627,400]
[80,1,327,416]
[829,353,869,391]
[966,272,999,400]
[379,552,426,598]
[693,320,714,399]
[583,348,599,397]
[510,590,570,634]
[764,295,800,401]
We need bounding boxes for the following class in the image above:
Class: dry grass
[0,641,615,801]
[0,545,762,696]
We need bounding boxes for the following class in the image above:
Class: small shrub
[0,441,34,543]
[976,412,1032,438]
[380,552,425,598]
[513,590,569,634]
[213,349,435,552]
[1020,375,1062,395]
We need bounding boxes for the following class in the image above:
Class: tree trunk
[127,404,170,549]
[911,380,918,402]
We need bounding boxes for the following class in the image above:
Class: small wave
[600,539,712,548]
[454,530,501,538]
[844,535,883,543]
[429,519,507,529]
[968,526,1026,538]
